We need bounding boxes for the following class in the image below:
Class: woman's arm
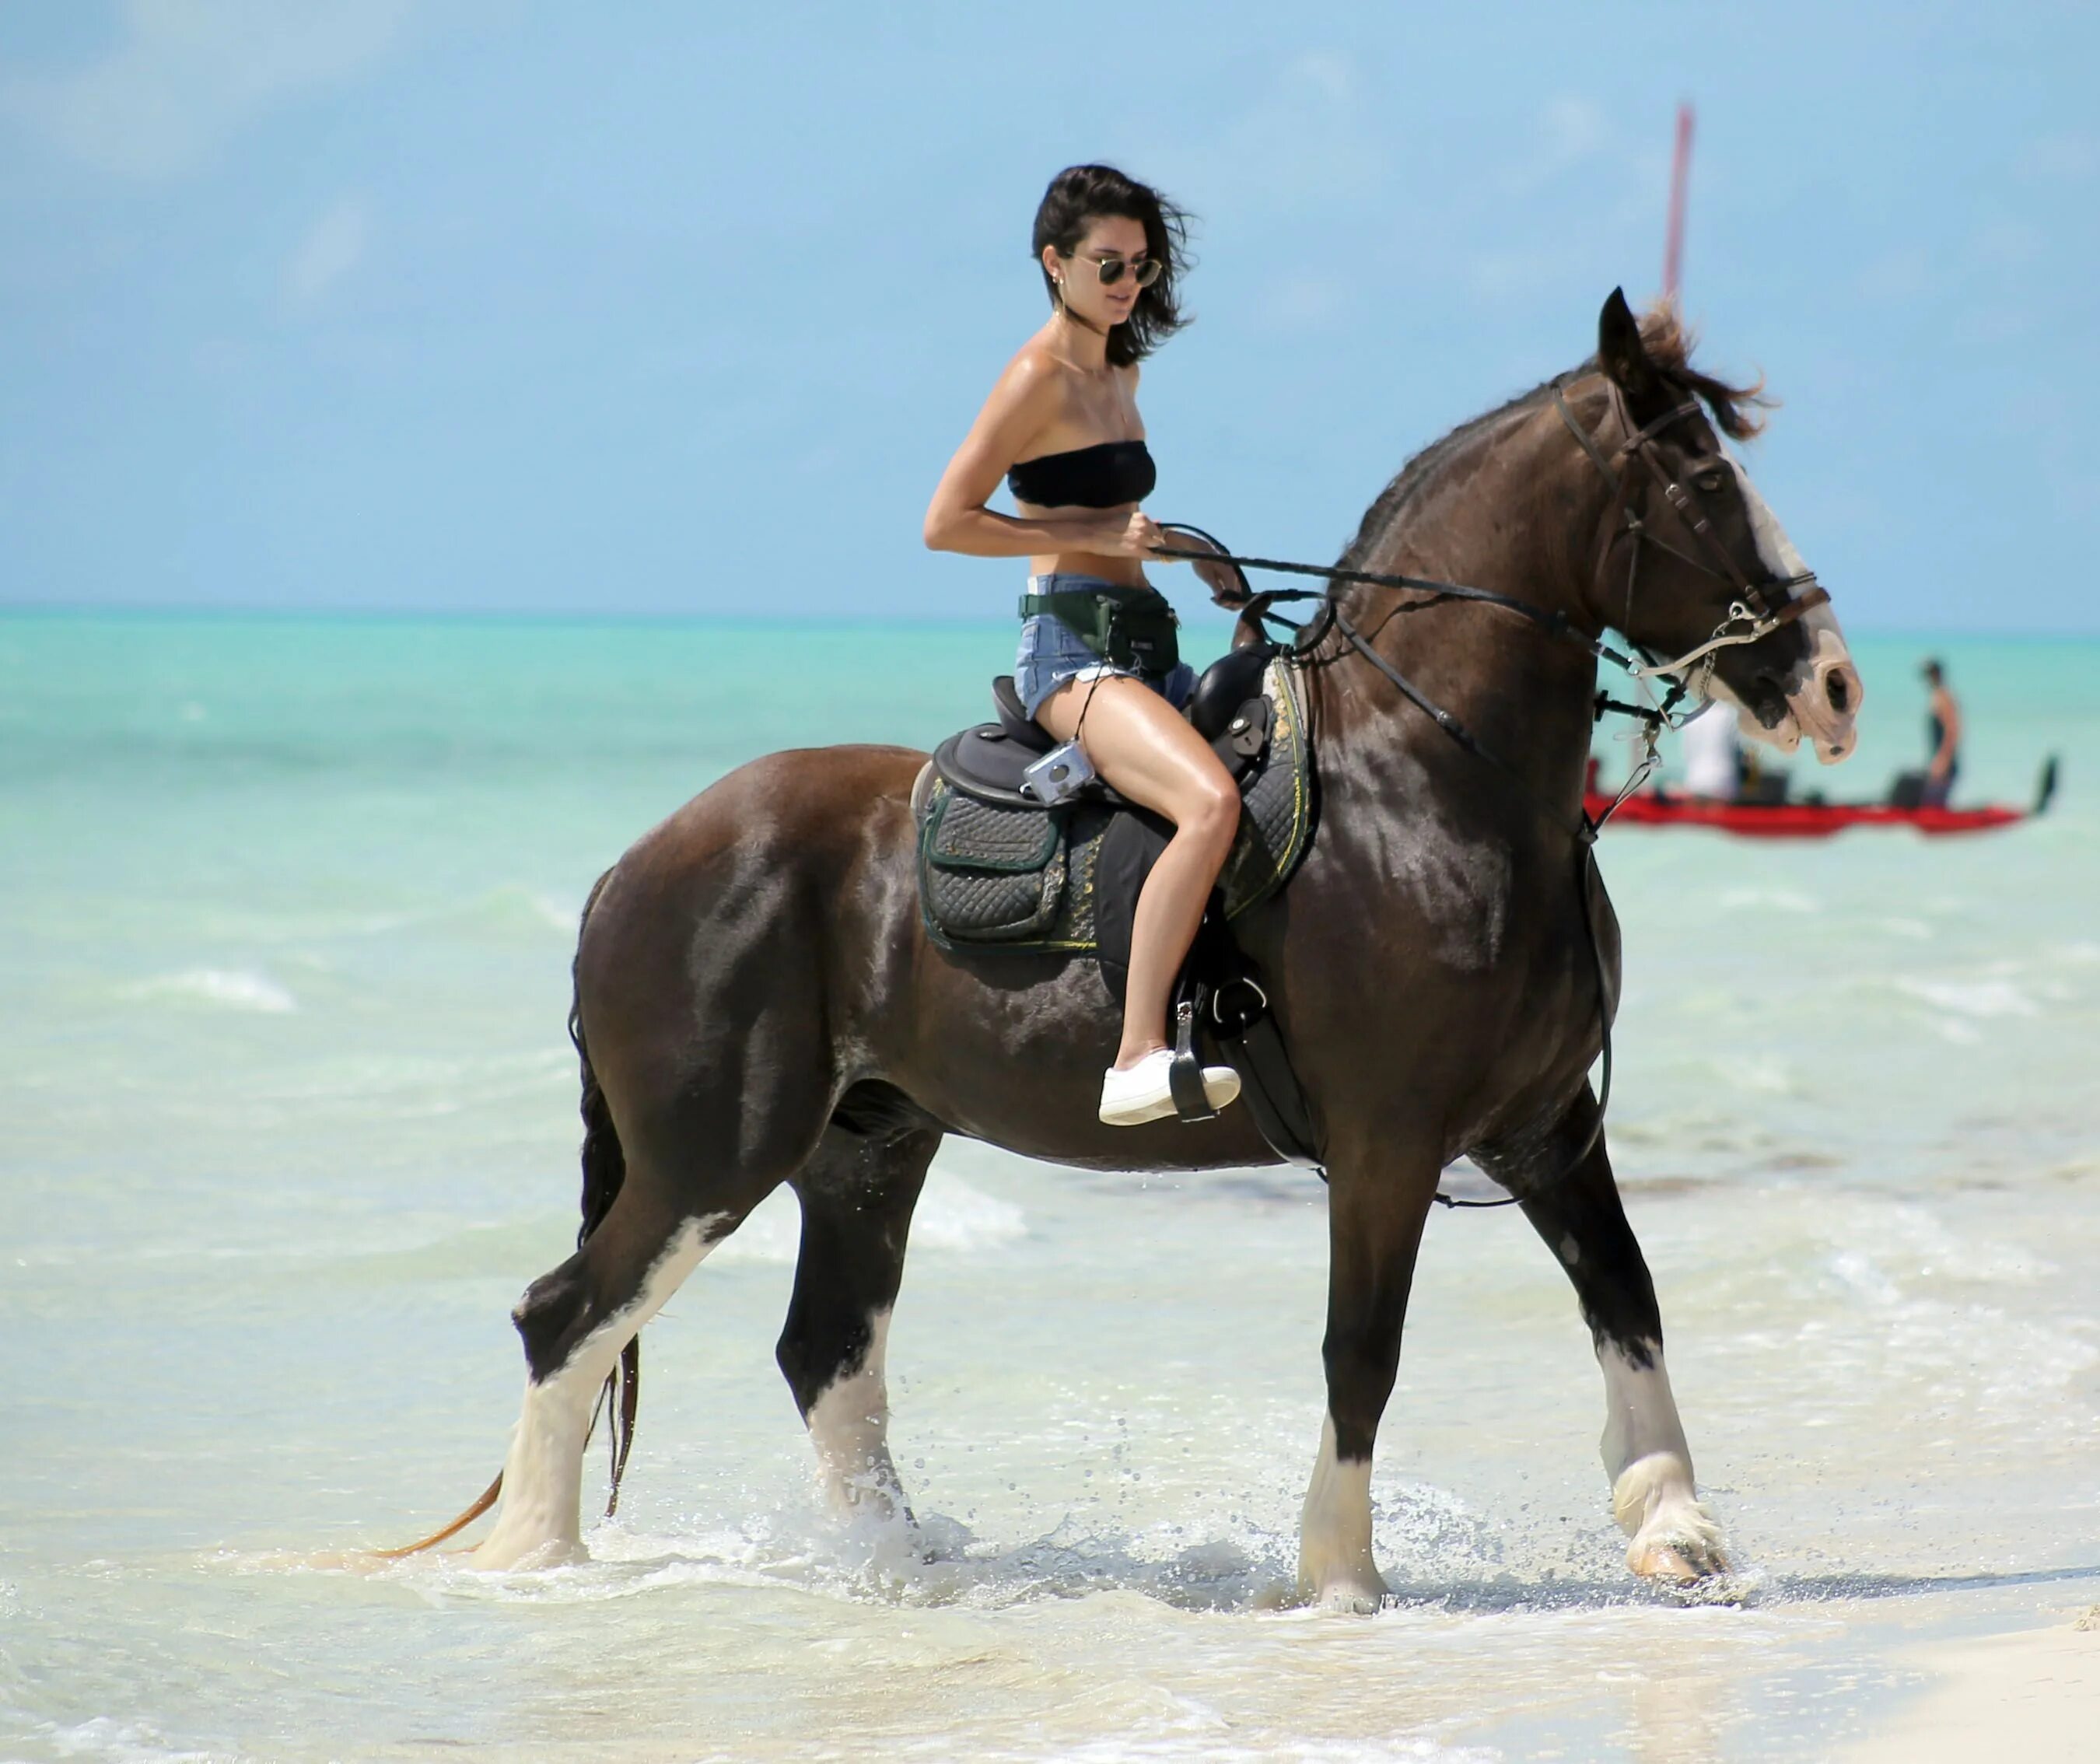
[923,353,1125,557]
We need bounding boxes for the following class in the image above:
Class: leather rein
[1156,372,1832,841]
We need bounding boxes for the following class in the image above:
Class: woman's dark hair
[1032,164,1191,368]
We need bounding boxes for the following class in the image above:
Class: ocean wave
[1719,886,1820,915]
[711,1175,1027,1268]
[914,1174,1027,1251]
[1895,977,2039,1019]
[453,884,578,935]
[40,1715,215,1762]
[130,968,296,1013]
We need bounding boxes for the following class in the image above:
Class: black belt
[1019,584,1181,675]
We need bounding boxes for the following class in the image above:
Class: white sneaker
[1098,1047,1242,1126]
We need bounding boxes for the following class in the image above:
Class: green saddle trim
[925,788,1062,872]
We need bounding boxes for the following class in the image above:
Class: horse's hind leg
[776,1118,940,1521]
[471,1170,761,1570]
[1477,1088,1729,1582]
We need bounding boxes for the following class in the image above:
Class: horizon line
[3,601,2097,642]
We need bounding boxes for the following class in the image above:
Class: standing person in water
[1921,658,1962,807]
[924,164,1248,1128]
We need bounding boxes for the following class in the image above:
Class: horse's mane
[1339,305,1771,570]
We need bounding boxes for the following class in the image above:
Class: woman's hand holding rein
[1105,511,1167,558]
[1141,524,1251,608]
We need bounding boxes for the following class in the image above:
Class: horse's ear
[1597,287,1660,399]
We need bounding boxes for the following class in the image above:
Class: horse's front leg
[1295,1148,1437,1612]
[1480,1087,1729,1583]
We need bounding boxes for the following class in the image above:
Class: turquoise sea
[2,614,2096,1761]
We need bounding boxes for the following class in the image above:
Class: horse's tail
[379,869,628,1559]
[569,868,641,1517]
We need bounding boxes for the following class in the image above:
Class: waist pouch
[1020,584,1181,675]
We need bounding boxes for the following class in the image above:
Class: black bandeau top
[1006,439,1156,509]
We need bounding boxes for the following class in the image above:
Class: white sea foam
[1895,977,2039,1018]
[709,1189,800,1265]
[131,968,296,1013]
[44,1716,215,1762]
[912,1173,1028,1251]
[711,1174,1026,1268]
[1719,886,1819,915]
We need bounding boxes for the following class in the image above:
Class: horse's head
[1588,289,1861,764]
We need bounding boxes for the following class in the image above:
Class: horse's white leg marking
[472,1214,725,1570]
[804,1307,908,1519]
[1294,1416,1388,1611]
[1598,1342,1729,1580]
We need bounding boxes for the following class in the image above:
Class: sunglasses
[1069,250,1161,289]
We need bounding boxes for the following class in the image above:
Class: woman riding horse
[411,288,1864,1606]
[922,164,1247,1128]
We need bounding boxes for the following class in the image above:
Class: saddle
[914,647,1314,985]
[912,646,1324,1164]
[929,642,1274,811]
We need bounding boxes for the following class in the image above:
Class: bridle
[1164,371,1832,731]
[1552,376,1830,704]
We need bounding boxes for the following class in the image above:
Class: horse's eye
[1695,469,1727,494]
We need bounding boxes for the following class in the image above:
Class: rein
[1152,377,1827,1208]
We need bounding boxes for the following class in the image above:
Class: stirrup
[1099,1045,1240,1127]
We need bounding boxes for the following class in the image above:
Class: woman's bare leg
[1037,676,1241,1066]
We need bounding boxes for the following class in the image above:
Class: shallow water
[2,614,2096,1760]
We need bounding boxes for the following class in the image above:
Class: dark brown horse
[429,292,1861,1606]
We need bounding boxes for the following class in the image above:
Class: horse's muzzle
[1779,617,1864,764]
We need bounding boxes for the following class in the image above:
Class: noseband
[1552,377,1831,695]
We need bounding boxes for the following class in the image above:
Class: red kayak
[1586,758,2059,839]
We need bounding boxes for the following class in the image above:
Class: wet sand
[1846,1609,2099,1761]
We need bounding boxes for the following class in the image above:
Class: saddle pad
[917,657,1315,962]
[917,786,1069,941]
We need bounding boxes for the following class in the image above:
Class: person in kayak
[922,163,1248,1129]
[1680,699,1742,801]
[1921,659,1962,807]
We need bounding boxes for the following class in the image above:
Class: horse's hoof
[1287,1570,1390,1615]
[1628,1528,1730,1583]
[469,1535,586,1573]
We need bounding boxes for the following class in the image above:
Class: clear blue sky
[2,2,2095,630]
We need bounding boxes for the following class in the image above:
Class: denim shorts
[1015,572,1197,720]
